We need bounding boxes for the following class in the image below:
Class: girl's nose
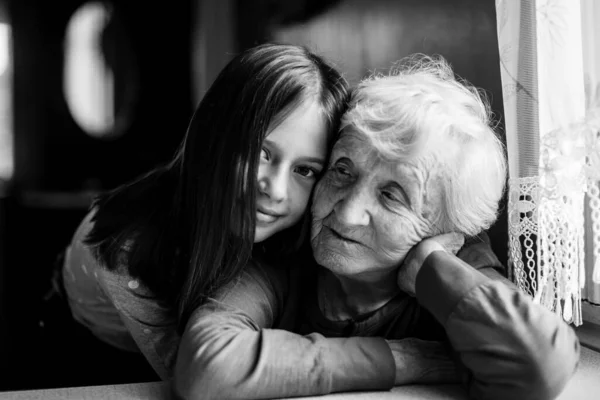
[258,167,288,202]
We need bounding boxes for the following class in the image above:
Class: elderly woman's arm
[172,263,397,400]
[413,243,580,400]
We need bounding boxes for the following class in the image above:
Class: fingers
[433,232,465,255]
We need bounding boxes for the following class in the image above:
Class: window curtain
[581,0,600,313]
[496,0,600,326]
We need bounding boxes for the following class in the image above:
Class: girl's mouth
[257,210,278,223]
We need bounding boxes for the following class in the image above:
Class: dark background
[0,0,507,391]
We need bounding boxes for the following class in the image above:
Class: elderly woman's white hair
[341,54,507,236]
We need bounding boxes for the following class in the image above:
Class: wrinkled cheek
[310,229,327,260]
[378,218,426,260]
[311,184,336,220]
[378,237,413,265]
[310,218,322,242]
[311,183,339,241]
[312,239,355,272]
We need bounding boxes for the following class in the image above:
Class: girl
[52,43,350,384]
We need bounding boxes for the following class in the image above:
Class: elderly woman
[173,56,579,400]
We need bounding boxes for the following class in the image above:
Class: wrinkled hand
[387,338,460,385]
[397,232,465,297]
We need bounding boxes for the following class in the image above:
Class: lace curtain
[496,0,600,326]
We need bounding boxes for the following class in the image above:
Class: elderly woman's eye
[328,158,354,183]
[381,190,403,204]
[332,163,351,177]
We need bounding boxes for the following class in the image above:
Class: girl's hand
[397,233,465,297]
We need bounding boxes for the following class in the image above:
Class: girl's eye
[261,148,270,161]
[295,166,318,178]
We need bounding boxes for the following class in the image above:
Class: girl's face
[254,100,329,243]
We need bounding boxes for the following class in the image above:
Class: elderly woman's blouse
[174,245,580,400]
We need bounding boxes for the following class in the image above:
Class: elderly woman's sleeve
[415,250,580,400]
[172,264,395,400]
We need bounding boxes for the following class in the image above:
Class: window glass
[0,22,12,182]
[63,1,136,139]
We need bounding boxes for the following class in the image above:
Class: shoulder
[97,265,171,331]
[457,232,507,277]
[217,260,290,304]
[97,265,177,379]
[200,259,299,325]
[69,207,98,244]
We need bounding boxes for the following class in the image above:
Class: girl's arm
[172,263,397,400]
[97,267,179,380]
[66,209,179,380]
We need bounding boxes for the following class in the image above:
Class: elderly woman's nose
[259,168,288,202]
[334,186,371,226]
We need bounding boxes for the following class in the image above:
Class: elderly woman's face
[310,129,441,278]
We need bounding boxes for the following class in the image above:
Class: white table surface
[1,346,598,400]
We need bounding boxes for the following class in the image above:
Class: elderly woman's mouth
[325,226,361,244]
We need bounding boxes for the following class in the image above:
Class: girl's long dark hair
[84,43,349,332]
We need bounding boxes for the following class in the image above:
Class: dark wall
[11,0,193,192]
[1,0,193,390]
[0,196,7,382]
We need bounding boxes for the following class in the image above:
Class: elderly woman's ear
[396,232,465,297]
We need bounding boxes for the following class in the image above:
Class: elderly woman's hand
[397,233,465,296]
